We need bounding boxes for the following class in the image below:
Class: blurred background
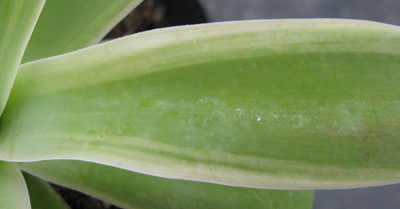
[199,0,400,25]
[105,1,400,209]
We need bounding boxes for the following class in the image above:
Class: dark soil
[105,0,207,38]
[52,0,207,208]
[52,184,122,209]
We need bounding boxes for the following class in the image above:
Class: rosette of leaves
[1,0,400,208]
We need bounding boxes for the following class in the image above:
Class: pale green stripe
[17,19,400,96]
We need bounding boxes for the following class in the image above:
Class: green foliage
[1,0,400,208]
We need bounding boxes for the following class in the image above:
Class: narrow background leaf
[21,0,143,63]
[0,0,45,115]
[23,172,70,209]
[0,161,31,209]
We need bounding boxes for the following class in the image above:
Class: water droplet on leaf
[196,100,216,111]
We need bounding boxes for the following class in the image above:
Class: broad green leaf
[23,172,70,209]
[0,0,45,115]
[22,0,143,63]
[20,160,314,209]
[0,161,30,209]
[2,19,400,188]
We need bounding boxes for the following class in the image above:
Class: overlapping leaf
[21,160,313,209]
[0,162,30,209]
[22,0,143,63]
[23,173,70,209]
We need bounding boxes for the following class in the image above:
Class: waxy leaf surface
[2,19,400,188]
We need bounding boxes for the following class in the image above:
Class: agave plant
[2,0,400,208]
